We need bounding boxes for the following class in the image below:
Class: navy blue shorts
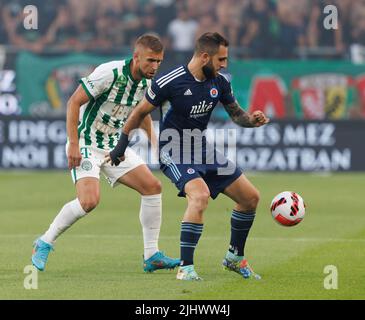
[160,152,242,199]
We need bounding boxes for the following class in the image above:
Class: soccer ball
[270,191,306,226]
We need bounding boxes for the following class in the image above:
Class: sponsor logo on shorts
[187,168,195,174]
[81,160,93,171]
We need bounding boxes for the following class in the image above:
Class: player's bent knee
[246,190,260,211]
[236,190,260,212]
[140,178,162,195]
[189,191,210,212]
[79,197,99,213]
[149,179,162,194]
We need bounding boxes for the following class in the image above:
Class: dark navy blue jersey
[145,65,242,196]
[145,65,236,133]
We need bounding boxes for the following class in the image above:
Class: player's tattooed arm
[224,101,253,127]
[224,101,269,127]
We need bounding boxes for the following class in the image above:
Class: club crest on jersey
[116,75,127,87]
[210,88,218,98]
[187,168,195,174]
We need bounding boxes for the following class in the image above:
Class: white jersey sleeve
[80,63,116,99]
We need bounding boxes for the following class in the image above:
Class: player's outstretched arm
[107,97,156,166]
[224,101,270,127]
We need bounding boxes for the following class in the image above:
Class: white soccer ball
[270,191,306,226]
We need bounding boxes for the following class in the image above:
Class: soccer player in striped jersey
[107,32,269,281]
[31,34,179,272]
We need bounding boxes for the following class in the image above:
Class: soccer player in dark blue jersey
[106,32,269,281]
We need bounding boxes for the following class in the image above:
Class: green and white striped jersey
[78,58,150,150]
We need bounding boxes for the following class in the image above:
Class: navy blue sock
[180,222,203,266]
[229,210,255,257]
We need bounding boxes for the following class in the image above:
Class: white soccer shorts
[66,144,145,188]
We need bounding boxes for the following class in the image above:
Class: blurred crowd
[0,0,364,58]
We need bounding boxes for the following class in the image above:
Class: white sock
[41,198,87,245]
[139,194,162,260]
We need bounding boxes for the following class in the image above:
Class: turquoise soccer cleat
[31,238,54,271]
[176,265,203,281]
[222,251,261,280]
[143,251,180,273]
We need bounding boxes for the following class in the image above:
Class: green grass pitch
[0,171,364,299]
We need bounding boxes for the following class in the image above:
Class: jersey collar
[185,64,207,83]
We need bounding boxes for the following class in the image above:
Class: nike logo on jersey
[184,89,193,96]
[190,100,213,116]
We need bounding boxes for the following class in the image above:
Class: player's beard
[202,60,216,80]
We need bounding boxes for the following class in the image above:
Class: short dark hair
[195,32,229,56]
[135,34,164,53]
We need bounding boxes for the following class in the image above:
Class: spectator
[0,0,9,45]
[44,5,78,52]
[336,0,353,48]
[93,0,125,51]
[240,0,277,58]
[350,2,365,46]
[276,0,308,58]
[2,0,47,52]
[67,0,97,26]
[195,14,224,40]
[216,0,246,46]
[150,0,176,37]
[0,0,361,59]
[93,10,123,52]
[185,0,216,20]
[97,0,123,17]
[67,17,96,52]
[167,6,198,52]
[135,12,158,38]
[121,0,143,47]
[307,0,345,55]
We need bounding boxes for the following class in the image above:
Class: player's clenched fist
[249,111,270,127]
[67,143,82,170]
[103,153,125,166]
